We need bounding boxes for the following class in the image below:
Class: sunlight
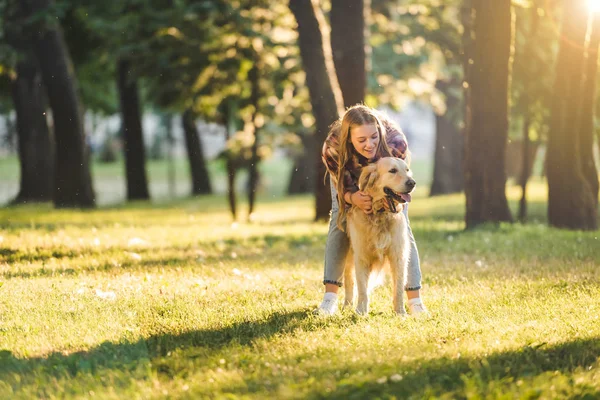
[588,0,600,12]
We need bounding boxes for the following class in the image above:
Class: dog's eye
[389,168,397,174]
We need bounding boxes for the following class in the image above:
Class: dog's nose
[406,179,416,189]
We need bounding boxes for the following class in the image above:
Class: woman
[317,104,428,316]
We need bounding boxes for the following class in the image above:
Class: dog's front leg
[354,263,370,315]
[343,253,355,308]
[389,247,408,316]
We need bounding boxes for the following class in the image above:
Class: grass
[0,156,433,206]
[1,174,600,398]
[0,155,296,206]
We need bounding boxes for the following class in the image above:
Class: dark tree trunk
[247,62,260,219]
[224,100,238,221]
[518,109,531,222]
[11,54,54,203]
[430,78,464,196]
[287,132,316,194]
[25,0,95,208]
[117,58,150,201]
[464,0,513,229]
[547,1,597,230]
[517,3,540,223]
[579,14,600,208]
[164,114,176,198]
[330,0,366,107]
[182,109,212,195]
[290,0,344,221]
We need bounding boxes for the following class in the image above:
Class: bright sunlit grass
[0,181,599,398]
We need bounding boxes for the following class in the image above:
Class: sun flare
[588,0,600,12]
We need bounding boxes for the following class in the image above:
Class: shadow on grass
[2,310,599,398]
[244,338,600,399]
[0,308,314,394]
[314,338,600,399]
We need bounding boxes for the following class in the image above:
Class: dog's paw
[395,310,408,318]
[356,304,369,315]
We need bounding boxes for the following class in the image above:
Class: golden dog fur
[344,157,415,315]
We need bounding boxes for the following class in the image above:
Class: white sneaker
[316,296,338,316]
[408,299,429,316]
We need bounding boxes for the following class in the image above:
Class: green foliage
[510,0,560,142]
[368,0,462,111]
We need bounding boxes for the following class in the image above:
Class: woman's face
[350,124,379,160]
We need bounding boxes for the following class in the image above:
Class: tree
[579,14,600,207]
[23,0,95,208]
[330,0,366,107]
[463,0,513,228]
[2,4,53,204]
[547,0,597,230]
[289,0,344,221]
[117,58,150,201]
[510,0,557,222]
[430,77,463,196]
[182,109,212,195]
[11,53,54,203]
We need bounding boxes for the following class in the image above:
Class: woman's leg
[403,204,428,315]
[318,180,350,314]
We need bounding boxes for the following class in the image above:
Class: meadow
[0,156,599,398]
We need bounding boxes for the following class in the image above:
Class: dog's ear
[403,150,412,167]
[358,164,378,191]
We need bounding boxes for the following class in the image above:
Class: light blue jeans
[324,180,422,290]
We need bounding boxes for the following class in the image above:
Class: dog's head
[358,157,416,204]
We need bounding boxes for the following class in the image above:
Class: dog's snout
[406,179,416,189]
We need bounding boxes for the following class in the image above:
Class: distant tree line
[0,0,598,230]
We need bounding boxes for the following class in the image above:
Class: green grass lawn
[0,179,599,399]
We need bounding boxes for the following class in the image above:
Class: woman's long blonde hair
[334,105,392,230]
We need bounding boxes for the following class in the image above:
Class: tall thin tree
[247,59,261,219]
[547,1,597,230]
[289,0,344,221]
[117,58,150,201]
[182,109,212,195]
[11,53,54,203]
[578,14,600,207]
[24,0,95,208]
[330,0,366,107]
[430,78,464,196]
[463,0,513,228]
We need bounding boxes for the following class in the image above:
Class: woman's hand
[351,191,373,214]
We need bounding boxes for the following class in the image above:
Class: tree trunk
[224,100,238,221]
[287,132,316,194]
[547,1,597,230]
[330,0,366,107]
[289,0,344,221]
[430,78,464,196]
[164,114,176,198]
[518,108,531,222]
[247,62,261,219]
[464,0,513,228]
[25,0,95,208]
[117,58,150,201]
[182,109,212,195]
[579,14,600,208]
[11,54,54,203]
[517,3,540,223]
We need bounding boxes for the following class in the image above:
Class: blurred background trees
[0,0,598,230]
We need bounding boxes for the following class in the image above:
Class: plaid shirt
[322,117,409,195]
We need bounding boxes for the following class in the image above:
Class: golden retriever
[344,157,416,315]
